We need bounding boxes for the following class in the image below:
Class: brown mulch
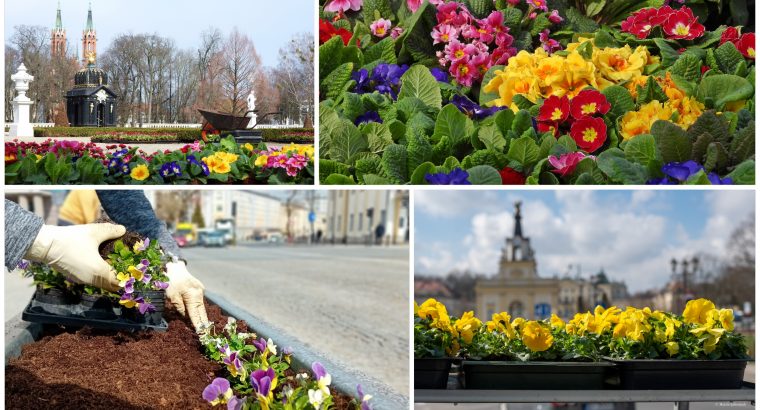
[6,300,354,409]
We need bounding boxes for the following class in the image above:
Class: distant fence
[136,123,304,129]
[31,123,55,128]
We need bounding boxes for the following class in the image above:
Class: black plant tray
[415,358,459,389]
[21,295,168,333]
[463,360,614,390]
[605,358,749,389]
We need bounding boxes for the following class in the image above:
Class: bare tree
[5,45,21,122]
[219,28,261,116]
[273,32,314,124]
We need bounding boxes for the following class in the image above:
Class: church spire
[54,2,63,30]
[85,2,94,32]
[513,201,523,238]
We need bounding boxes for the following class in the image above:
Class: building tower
[81,3,96,66]
[498,201,537,278]
[51,2,66,57]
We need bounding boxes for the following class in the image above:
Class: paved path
[184,244,410,397]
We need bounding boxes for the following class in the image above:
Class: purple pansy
[312,362,327,380]
[17,260,30,270]
[250,368,275,397]
[153,281,169,290]
[137,238,150,252]
[252,337,267,353]
[202,377,231,404]
[124,277,135,294]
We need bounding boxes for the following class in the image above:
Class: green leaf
[704,142,729,173]
[636,76,668,105]
[363,0,394,25]
[478,124,507,152]
[669,54,701,83]
[601,85,635,119]
[714,41,744,75]
[512,110,532,135]
[466,0,494,18]
[410,162,436,184]
[398,2,438,66]
[381,144,409,183]
[654,38,681,67]
[432,104,473,144]
[686,111,730,147]
[398,65,443,109]
[321,62,354,101]
[651,120,692,163]
[557,135,577,152]
[319,36,344,83]
[361,122,393,153]
[407,130,433,177]
[586,0,607,16]
[506,136,540,168]
[466,165,502,185]
[729,121,754,164]
[328,119,369,165]
[442,156,461,172]
[355,155,383,182]
[726,160,755,184]
[362,174,391,184]
[685,170,712,185]
[341,93,364,122]
[363,36,397,65]
[318,159,349,183]
[596,148,648,184]
[624,134,658,166]
[696,74,754,111]
[324,174,356,185]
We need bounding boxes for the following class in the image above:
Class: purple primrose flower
[425,168,471,185]
[450,94,505,120]
[355,111,383,125]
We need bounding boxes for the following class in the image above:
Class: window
[359,214,363,231]
[399,217,405,228]
[380,210,387,225]
[349,214,354,231]
[508,301,524,317]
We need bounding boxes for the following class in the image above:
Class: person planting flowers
[5,191,209,331]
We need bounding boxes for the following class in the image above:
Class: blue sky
[415,190,755,292]
[4,0,314,67]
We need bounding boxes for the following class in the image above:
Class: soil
[95,216,144,258]
[6,299,355,409]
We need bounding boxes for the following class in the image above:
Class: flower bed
[6,301,365,409]
[5,138,314,185]
[414,297,749,389]
[319,0,755,185]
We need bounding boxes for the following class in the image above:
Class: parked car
[200,231,226,248]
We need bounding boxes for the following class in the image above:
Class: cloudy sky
[415,190,755,293]
[4,0,313,67]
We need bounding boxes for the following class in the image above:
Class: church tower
[81,3,97,66]
[51,2,66,57]
[497,201,538,278]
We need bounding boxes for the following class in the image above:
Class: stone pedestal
[9,64,35,138]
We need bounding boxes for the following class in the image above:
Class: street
[184,243,410,397]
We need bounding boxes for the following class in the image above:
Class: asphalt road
[184,243,410,397]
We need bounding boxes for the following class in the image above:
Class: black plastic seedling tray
[463,360,614,389]
[21,295,168,332]
[415,358,458,389]
[605,358,749,389]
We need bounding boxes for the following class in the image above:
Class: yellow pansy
[128,265,144,281]
[683,298,716,325]
[550,314,565,329]
[665,341,679,356]
[130,164,150,181]
[120,298,137,308]
[116,272,130,286]
[521,321,554,352]
[416,298,451,331]
[719,309,734,331]
[487,312,515,338]
[454,311,482,344]
[511,317,526,330]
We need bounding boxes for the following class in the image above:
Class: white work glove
[165,261,209,332]
[25,223,126,292]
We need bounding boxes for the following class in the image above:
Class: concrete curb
[205,290,409,410]
[5,314,42,365]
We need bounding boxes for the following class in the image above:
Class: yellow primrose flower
[130,164,150,181]
[620,100,676,141]
[128,265,144,281]
[550,314,565,329]
[665,341,679,356]
[592,45,649,87]
[454,311,482,344]
[255,155,269,167]
[683,298,716,325]
[521,321,554,352]
[487,312,515,338]
[213,161,232,174]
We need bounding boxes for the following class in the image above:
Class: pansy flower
[312,362,332,395]
[202,378,233,406]
[357,384,373,410]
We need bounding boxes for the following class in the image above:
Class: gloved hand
[165,261,209,332]
[25,223,126,292]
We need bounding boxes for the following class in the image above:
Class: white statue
[246,91,257,129]
[9,63,35,138]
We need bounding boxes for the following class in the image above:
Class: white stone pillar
[32,195,46,218]
[9,63,35,138]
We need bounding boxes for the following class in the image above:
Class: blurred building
[414,278,470,318]
[199,191,283,241]
[280,191,328,242]
[326,190,409,245]
[5,190,57,224]
[475,202,628,320]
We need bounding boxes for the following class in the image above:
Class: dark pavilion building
[63,3,118,127]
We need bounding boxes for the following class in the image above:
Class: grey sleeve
[95,191,182,259]
[5,200,44,269]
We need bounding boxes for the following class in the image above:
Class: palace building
[474,202,628,320]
